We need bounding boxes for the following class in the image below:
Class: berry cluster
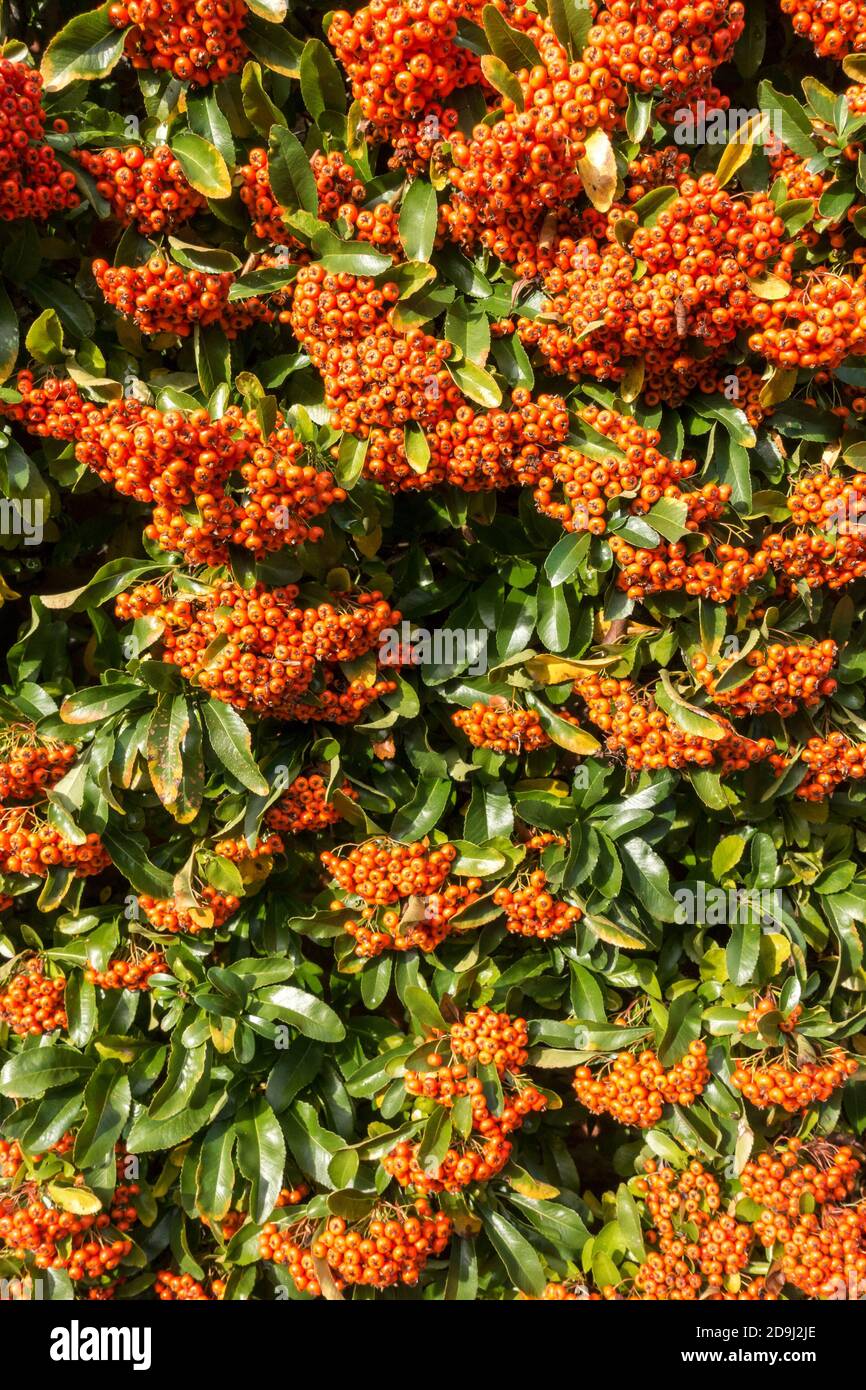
[693,641,838,718]
[84,953,166,990]
[731,1048,858,1112]
[738,994,803,1035]
[0,1175,136,1278]
[740,1139,861,1223]
[780,1205,866,1298]
[451,701,553,753]
[343,880,482,957]
[362,390,571,493]
[0,60,79,221]
[0,734,76,801]
[587,1,745,106]
[780,0,866,57]
[136,886,241,935]
[328,0,499,165]
[575,675,776,774]
[238,148,401,251]
[493,869,582,938]
[154,1270,212,1299]
[108,0,248,85]
[74,145,204,233]
[384,1009,542,1193]
[533,403,726,535]
[74,399,344,565]
[631,1160,768,1301]
[748,270,866,371]
[573,1041,710,1128]
[91,256,273,338]
[792,733,866,800]
[116,581,399,723]
[322,839,456,905]
[262,1201,451,1293]
[517,162,787,400]
[0,808,111,878]
[0,961,67,1036]
[0,371,87,442]
[265,774,357,833]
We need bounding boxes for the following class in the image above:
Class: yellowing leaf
[576,129,617,212]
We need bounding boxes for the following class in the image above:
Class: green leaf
[243,14,304,76]
[73,1060,131,1170]
[25,308,64,365]
[170,131,232,199]
[391,777,451,840]
[0,281,19,383]
[399,179,438,264]
[0,1046,93,1099]
[41,5,127,91]
[100,829,175,899]
[480,1209,546,1296]
[404,421,431,474]
[446,358,502,407]
[257,985,346,1043]
[335,431,369,489]
[201,699,269,795]
[616,1184,646,1262]
[548,0,593,55]
[299,38,347,121]
[268,126,318,216]
[758,81,819,161]
[479,54,524,109]
[241,60,285,136]
[481,5,540,70]
[236,1098,286,1223]
[186,91,235,166]
[196,1118,236,1222]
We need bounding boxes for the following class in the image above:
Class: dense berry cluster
[322,839,456,904]
[265,774,357,833]
[740,1139,861,1222]
[74,145,204,233]
[693,641,838,718]
[384,1009,544,1193]
[731,1048,857,1112]
[452,701,554,753]
[136,886,241,934]
[493,869,582,938]
[0,371,87,442]
[630,1160,772,1301]
[72,399,345,565]
[261,1201,451,1293]
[792,733,866,799]
[0,60,79,221]
[780,0,866,57]
[0,808,110,878]
[108,0,248,84]
[0,961,67,1036]
[328,0,504,164]
[91,256,273,338]
[154,1270,212,1299]
[534,403,727,535]
[0,735,76,800]
[342,880,482,957]
[575,675,776,773]
[85,953,166,990]
[238,148,401,250]
[115,581,399,723]
[517,162,787,401]
[573,1041,709,1128]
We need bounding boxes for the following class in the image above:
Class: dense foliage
[2,0,866,1304]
